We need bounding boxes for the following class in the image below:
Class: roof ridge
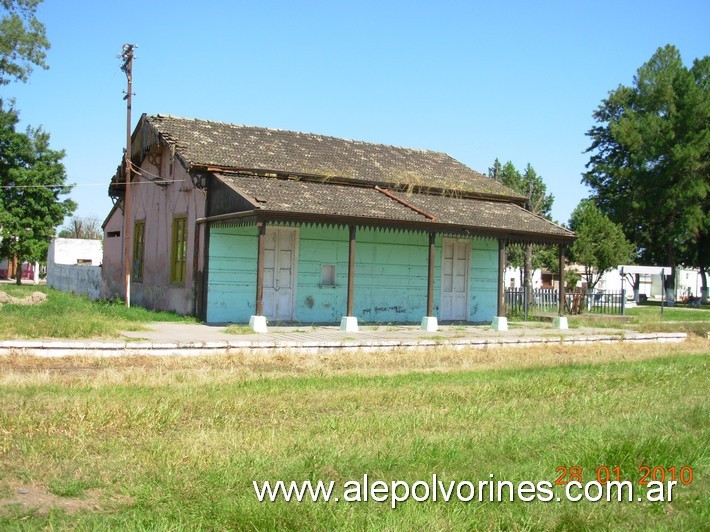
[150,114,446,157]
[141,113,520,200]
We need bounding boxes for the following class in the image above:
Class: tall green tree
[568,199,634,289]
[0,103,75,282]
[583,45,710,300]
[0,0,49,85]
[489,159,524,274]
[489,159,555,294]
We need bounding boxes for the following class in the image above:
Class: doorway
[440,238,470,320]
[263,227,298,321]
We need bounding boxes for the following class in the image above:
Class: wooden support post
[427,232,435,316]
[340,225,359,332]
[558,244,566,317]
[255,222,266,316]
[347,225,356,316]
[497,239,506,317]
[420,232,438,331]
[491,239,508,331]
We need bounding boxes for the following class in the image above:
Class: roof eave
[197,208,576,245]
[203,167,527,205]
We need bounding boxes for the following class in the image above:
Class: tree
[58,217,102,240]
[0,0,49,85]
[489,159,555,296]
[0,102,75,283]
[568,199,634,289]
[489,159,523,276]
[583,45,710,300]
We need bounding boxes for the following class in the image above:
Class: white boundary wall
[47,264,102,300]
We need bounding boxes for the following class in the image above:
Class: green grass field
[0,344,707,530]
[0,286,707,528]
[0,285,197,339]
[562,303,710,337]
[627,305,710,337]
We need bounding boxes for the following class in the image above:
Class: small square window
[321,264,336,286]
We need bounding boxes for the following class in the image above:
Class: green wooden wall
[469,237,498,321]
[206,224,498,324]
[207,225,258,323]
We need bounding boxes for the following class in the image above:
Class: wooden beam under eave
[427,233,436,316]
[347,225,356,316]
[558,244,566,316]
[498,239,507,317]
[255,222,267,316]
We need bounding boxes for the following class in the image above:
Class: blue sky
[4,0,709,227]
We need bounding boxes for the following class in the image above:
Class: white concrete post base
[491,316,508,331]
[554,316,569,330]
[420,316,438,332]
[249,315,268,333]
[340,316,359,332]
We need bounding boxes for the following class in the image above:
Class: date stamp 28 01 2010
[555,465,694,487]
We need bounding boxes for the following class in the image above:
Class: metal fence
[505,288,626,316]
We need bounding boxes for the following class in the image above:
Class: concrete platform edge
[0,332,688,357]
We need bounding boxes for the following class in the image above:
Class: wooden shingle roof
[216,173,575,243]
[145,114,524,201]
[112,113,574,243]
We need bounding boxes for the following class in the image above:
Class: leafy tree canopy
[0,0,49,85]
[489,158,554,218]
[489,159,556,286]
[568,199,634,288]
[58,217,103,240]
[0,102,75,281]
[583,45,709,274]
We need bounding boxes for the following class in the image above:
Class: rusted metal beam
[374,186,437,220]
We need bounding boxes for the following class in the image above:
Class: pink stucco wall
[102,147,205,316]
[101,204,124,300]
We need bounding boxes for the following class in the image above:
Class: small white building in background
[675,268,707,298]
[47,238,103,266]
[506,264,705,300]
[504,267,543,289]
[46,238,104,300]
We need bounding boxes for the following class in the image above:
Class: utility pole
[120,44,136,307]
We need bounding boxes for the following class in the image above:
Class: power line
[1,179,188,189]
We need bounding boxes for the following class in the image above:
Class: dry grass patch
[0,338,707,388]
[0,342,707,529]
[0,480,134,517]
